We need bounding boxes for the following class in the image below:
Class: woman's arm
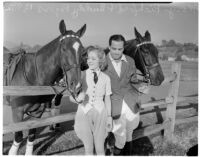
[105,95,113,132]
[69,71,87,104]
[105,95,112,117]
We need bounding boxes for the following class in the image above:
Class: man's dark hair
[109,34,126,46]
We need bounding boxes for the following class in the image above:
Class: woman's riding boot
[8,140,21,155]
[25,140,34,155]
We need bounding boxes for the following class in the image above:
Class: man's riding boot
[113,146,123,156]
[123,141,133,155]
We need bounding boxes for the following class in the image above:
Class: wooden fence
[3,62,198,141]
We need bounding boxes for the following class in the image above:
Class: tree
[175,53,182,61]
[167,40,176,47]
[162,40,167,47]
[194,46,198,52]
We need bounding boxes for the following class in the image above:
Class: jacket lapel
[119,60,128,80]
[106,55,120,79]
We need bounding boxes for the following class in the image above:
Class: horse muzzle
[149,65,164,86]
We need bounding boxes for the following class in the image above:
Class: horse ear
[145,30,151,41]
[59,20,66,35]
[134,27,143,42]
[76,24,86,38]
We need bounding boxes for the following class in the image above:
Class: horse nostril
[76,82,81,89]
[70,82,74,87]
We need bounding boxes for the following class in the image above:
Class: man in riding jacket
[103,34,149,155]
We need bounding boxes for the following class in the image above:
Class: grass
[3,106,198,155]
[43,121,198,155]
[150,122,197,156]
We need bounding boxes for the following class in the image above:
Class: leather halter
[59,34,79,41]
[59,34,81,82]
[59,34,81,100]
[134,41,160,84]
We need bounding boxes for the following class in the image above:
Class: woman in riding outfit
[70,46,113,155]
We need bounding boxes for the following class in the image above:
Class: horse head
[59,20,86,97]
[124,27,164,86]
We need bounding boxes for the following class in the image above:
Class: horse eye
[142,47,148,54]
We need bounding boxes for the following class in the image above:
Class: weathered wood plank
[3,86,70,96]
[162,72,177,85]
[132,116,197,141]
[3,112,76,134]
[141,96,197,109]
[3,72,182,97]
[141,97,174,109]
[132,120,170,140]
[164,63,181,139]
[175,116,198,125]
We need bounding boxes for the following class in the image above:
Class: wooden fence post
[164,62,181,140]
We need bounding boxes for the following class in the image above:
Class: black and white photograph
[3,1,198,155]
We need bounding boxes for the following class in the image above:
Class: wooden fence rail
[1,66,182,97]
[4,63,197,141]
[3,86,70,96]
[4,95,195,134]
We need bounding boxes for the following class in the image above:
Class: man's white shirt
[109,53,127,77]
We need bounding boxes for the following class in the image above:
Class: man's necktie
[93,72,98,84]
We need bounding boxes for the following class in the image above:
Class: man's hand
[106,116,113,132]
[138,84,150,94]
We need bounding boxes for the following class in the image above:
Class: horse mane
[125,39,137,48]
[36,36,61,55]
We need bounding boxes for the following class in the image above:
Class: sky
[3,2,198,48]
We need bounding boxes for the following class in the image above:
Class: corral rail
[3,62,198,141]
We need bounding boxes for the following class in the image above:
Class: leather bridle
[134,41,160,84]
[59,34,81,100]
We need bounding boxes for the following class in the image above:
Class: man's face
[109,40,124,60]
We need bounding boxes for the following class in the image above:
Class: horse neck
[125,39,138,57]
[35,36,62,85]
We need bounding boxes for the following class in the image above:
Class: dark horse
[5,20,86,155]
[81,27,164,86]
[124,27,164,86]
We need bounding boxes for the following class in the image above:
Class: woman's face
[87,51,100,70]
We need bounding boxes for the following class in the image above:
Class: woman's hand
[76,92,85,103]
[69,92,86,104]
[69,95,77,103]
[106,116,113,132]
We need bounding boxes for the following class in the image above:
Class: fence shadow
[130,122,154,155]
[131,136,154,155]
[34,130,64,155]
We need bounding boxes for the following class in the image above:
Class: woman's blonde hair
[86,45,107,71]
